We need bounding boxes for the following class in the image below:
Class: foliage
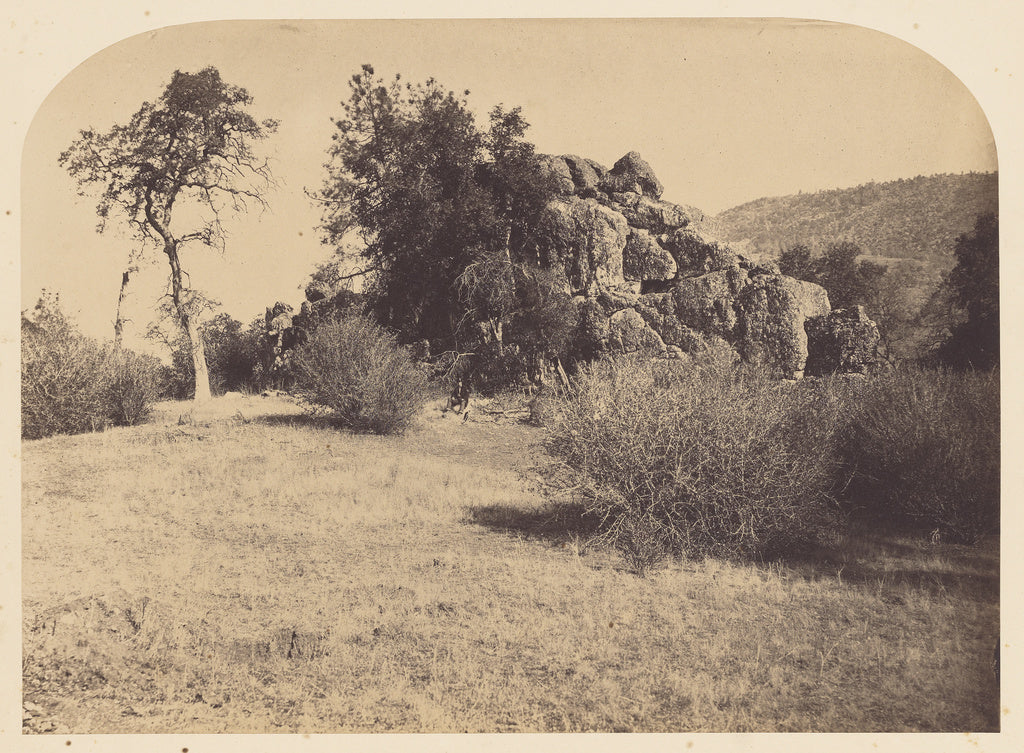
[457,257,580,388]
[200,313,265,395]
[21,294,161,439]
[841,366,999,543]
[778,241,887,310]
[547,350,846,563]
[161,311,266,397]
[290,312,429,434]
[937,213,999,370]
[59,66,278,401]
[780,240,920,363]
[318,65,560,373]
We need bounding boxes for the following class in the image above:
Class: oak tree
[318,65,562,381]
[60,66,278,401]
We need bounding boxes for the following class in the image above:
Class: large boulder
[636,294,707,351]
[669,267,750,340]
[561,155,605,197]
[736,276,832,377]
[805,306,881,376]
[609,308,667,353]
[623,229,676,281]
[615,195,702,235]
[600,151,664,199]
[665,228,739,277]
[597,281,642,312]
[537,197,629,293]
[537,155,576,196]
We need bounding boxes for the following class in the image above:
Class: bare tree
[60,67,278,401]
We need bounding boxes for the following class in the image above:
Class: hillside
[714,173,998,271]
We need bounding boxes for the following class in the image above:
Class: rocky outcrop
[262,302,301,385]
[737,276,832,378]
[537,197,629,291]
[805,306,881,376]
[534,151,879,376]
[624,229,676,281]
[599,151,665,199]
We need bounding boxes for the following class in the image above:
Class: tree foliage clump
[842,365,999,543]
[156,311,267,399]
[319,65,565,385]
[21,294,162,439]
[59,66,278,401]
[778,241,887,310]
[290,312,429,435]
[937,213,999,370]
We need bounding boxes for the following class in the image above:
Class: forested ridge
[714,172,997,270]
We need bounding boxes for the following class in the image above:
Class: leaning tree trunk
[165,241,212,402]
[112,269,131,350]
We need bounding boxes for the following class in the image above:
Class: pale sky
[21,18,997,354]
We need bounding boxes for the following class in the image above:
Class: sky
[18,16,998,356]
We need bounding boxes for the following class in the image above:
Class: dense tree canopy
[60,66,278,400]
[318,64,562,372]
[939,213,999,370]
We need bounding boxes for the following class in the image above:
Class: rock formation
[805,305,881,375]
[263,151,879,381]
[535,151,879,377]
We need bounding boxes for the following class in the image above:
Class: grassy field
[21,394,1000,733]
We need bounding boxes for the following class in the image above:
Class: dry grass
[22,394,999,733]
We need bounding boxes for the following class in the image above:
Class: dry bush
[842,365,999,543]
[290,313,428,435]
[101,348,162,427]
[547,348,846,563]
[22,309,108,439]
[21,297,162,439]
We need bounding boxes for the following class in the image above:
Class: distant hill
[713,173,998,273]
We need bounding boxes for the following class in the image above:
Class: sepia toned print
[20,18,998,734]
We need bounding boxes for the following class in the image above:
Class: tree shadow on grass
[777,528,999,601]
[464,501,604,545]
[251,412,337,430]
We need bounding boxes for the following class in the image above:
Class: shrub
[21,295,162,438]
[290,313,428,434]
[101,348,162,426]
[547,348,846,563]
[469,342,530,395]
[842,365,999,543]
[22,302,109,439]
